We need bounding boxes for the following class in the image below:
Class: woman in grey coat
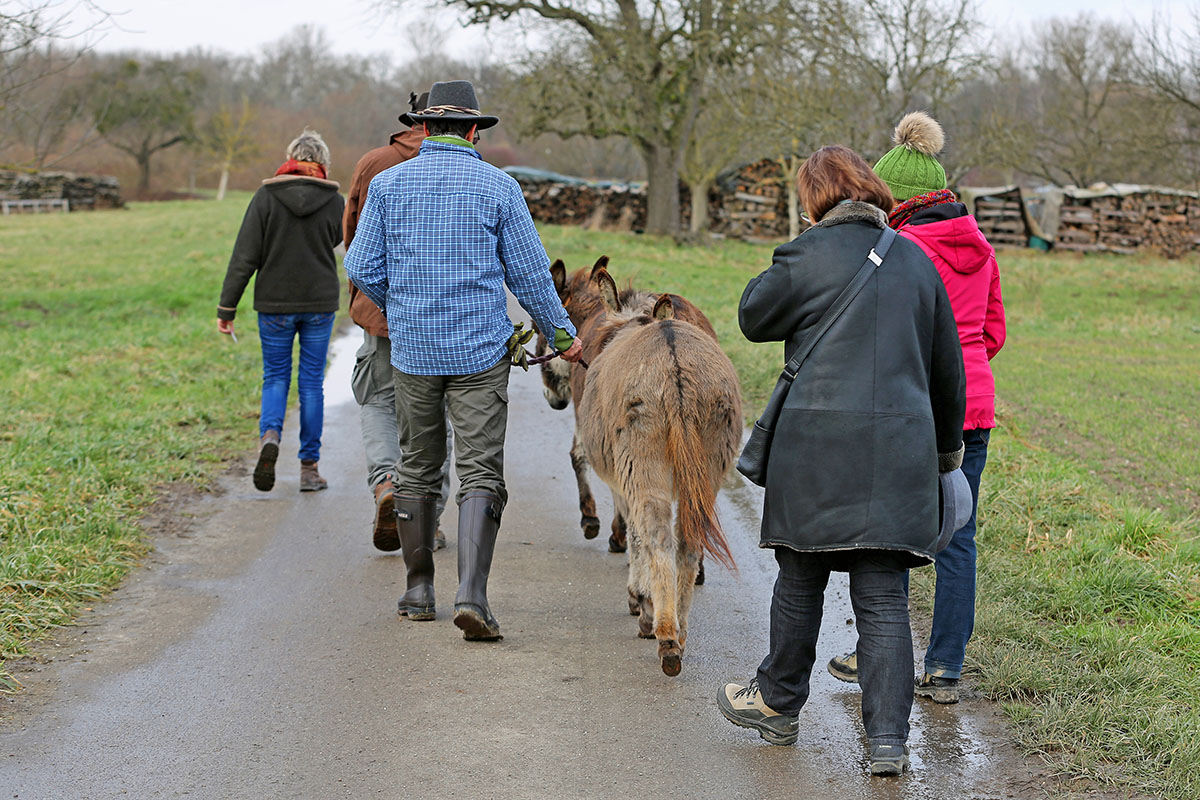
[716,146,965,776]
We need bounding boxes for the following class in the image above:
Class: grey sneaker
[915,672,959,704]
[716,679,799,746]
[869,743,910,776]
[828,651,858,683]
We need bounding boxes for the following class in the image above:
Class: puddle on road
[324,327,361,407]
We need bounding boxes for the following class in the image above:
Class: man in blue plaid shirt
[345,80,582,642]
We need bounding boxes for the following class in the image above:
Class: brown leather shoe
[253,430,280,492]
[372,479,399,551]
[299,460,327,492]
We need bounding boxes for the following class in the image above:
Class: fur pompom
[893,111,944,156]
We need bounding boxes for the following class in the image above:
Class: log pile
[1051,188,1200,258]
[506,167,646,232]
[967,187,1030,248]
[0,169,124,211]
[710,159,791,240]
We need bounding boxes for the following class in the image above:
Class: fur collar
[812,201,887,229]
[261,174,341,190]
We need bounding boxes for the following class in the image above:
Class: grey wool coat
[739,201,966,565]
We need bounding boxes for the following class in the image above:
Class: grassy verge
[0,195,264,691]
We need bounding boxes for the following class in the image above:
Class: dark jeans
[924,427,990,679]
[758,548,912,746]
[257,312,335,462]
[392,357,510,507]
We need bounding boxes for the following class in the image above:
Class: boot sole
[453,605,502,641]
[398,606,436,621]
[716,692,798,746]
[870,757,910,776]
[253,442,278,492]
[915,687,959,704]
[373,493,400,552]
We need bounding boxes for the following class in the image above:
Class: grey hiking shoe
[828,651,858,683]
[869,743,910,776]
[716,679,799,746]
[915,672,959,704]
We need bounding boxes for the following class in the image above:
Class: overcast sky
[79,0,1189,61]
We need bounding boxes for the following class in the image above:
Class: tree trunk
[137,151,152,195]
[688,179,711,233]
[781,156,801,239]
[642,142,681,236]
[216,163,230,201]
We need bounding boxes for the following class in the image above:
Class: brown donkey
[537,256,718,559]
[577,268,741,676]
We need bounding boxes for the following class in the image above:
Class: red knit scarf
[275,159,327,179]
[888,188,957,229]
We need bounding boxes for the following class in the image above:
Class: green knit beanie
[873,111,946,202]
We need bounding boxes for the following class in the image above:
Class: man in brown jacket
[345,91,452,551]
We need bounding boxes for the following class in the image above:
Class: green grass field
[1,201,1198,798]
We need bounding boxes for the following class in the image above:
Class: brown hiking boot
[372,479,399,551]
[299,460,327,492]
[434,528,446,551]
[253,430,280,492]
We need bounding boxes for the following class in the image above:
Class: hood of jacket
[262,174,342,217]
[901,206,992,275]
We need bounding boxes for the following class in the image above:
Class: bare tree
[197,97,259,200]
[384,0,794,235]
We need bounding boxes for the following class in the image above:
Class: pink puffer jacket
[899,212,1006,430]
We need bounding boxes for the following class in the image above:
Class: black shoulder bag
[736,225,898,487]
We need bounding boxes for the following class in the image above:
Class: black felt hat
[407,80,499,130]
[398,91,430,127]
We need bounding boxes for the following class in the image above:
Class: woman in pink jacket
[828,112,1006,704]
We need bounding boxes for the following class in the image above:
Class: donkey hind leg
[609,507,628,554]
[674,529,703,650]
[629,494,684,676]
[571,433,600,539]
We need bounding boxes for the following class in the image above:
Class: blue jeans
[257,312,335,462]
[758,548,913,746]
[924,427,991,679]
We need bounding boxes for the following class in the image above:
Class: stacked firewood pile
[508,161,796,240]
[1052,189,1200,258]
[506,167,646,231]
[962,187,1031,248]
[710,159,791,240]
[0,169,124,210]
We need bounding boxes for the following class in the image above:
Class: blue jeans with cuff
[258,312,334,462]
[923,427,990,679]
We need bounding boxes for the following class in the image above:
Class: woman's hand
[560,338,584,362]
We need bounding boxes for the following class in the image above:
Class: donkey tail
[667,417,736,571]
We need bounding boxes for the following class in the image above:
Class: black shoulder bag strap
[781,225,897,380]
[736,224,898,486]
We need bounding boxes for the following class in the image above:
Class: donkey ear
[549,259,566,294]
[652,294,676,321]
[590,255,610,280]
[592,267,620,312]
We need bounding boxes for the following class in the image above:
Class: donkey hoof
[637,616,655,639]
[658,640,683,676]
[628,591,641,616]
[581,516,601,540]
[608,533,627,554]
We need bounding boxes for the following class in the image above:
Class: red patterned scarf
[888,188,957,229]
[275,159,327,179]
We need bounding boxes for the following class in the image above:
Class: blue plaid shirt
[344,139,576,376]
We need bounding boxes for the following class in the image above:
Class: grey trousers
[351,331,451,517]
[392,357,509,507]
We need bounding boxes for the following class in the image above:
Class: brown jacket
[344,127,426,336]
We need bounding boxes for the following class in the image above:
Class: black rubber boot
[395,494,437,621]
[453,491,503,641]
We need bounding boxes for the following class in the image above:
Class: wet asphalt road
[2,316,1046,799]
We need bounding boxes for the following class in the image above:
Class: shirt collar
[420,138,482,159]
